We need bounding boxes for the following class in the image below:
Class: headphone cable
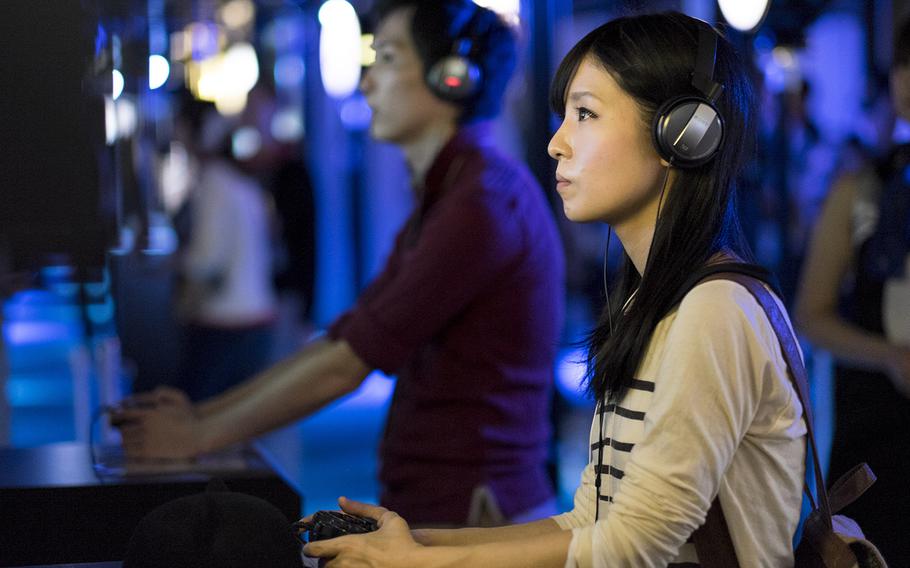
[594,160,672,521]
[645,161,673,277]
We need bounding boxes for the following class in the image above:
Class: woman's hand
[303,497,422,568]
[113,386,203,459]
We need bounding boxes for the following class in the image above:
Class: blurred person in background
[171,95,278,401]
[241,83,316,357]
[796,16,910,565]
[116,0,565,529]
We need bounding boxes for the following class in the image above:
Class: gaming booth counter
[0,442,303,567]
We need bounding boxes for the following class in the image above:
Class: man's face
[360,7,458,144]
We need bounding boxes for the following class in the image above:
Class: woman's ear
[659,158,672,168]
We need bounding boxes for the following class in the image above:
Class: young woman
[303,12,807,567]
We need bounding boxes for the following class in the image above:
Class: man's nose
[359,67,373,94]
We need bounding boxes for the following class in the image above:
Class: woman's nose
[548,122,570,160]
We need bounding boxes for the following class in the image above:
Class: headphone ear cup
[652,96,724,168]
[426,54,482,101]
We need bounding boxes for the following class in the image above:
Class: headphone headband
[651,22,725,168]
[448,1,479,50]
[425,1,486,101]
[691,24,723,103]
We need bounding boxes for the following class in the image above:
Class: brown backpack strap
[828,462,876,515]
[692,499,740,568]
[714,273,831,518]
[691,272,832,567]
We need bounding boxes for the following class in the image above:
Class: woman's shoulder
[656,279,789,377]
[681,276,753,303]
[673,278,775,333]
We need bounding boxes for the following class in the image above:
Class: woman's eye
[576,107,596,121]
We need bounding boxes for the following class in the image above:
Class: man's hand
[303,497,421,568]
[113,386,202,459]
[123,385,195,414]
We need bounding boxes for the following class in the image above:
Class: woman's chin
[562,205,599,224]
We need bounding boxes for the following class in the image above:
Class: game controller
[295,510,378,543]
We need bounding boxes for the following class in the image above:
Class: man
[117,0,565,527]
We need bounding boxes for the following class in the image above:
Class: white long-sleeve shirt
[553,279,806,567]
[182,159,277,327]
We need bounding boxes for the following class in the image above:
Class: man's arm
[118,338,371,458]
[198,338,371,452]
[194,338,332,418]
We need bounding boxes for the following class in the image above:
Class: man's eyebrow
[568,90,602,103]
[371,39,403,50]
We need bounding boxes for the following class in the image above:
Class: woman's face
[548,56,667,226]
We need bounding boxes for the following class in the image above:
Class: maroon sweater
[329,124,564,524]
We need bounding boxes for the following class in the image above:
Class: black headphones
[425,1,485,101]
[651,23,725,168]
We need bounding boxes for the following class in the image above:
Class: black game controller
[295,510,379,543]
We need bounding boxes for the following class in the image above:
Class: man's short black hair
[374,0,517,123]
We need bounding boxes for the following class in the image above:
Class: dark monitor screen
[0,0,113,271]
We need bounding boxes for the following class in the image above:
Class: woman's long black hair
[550,12,757,404]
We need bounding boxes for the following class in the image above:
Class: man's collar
[422,121,493,191]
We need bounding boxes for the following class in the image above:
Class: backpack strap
[691,271,830,567]
[692,499,739,568]
[668,262,783,310]
[828,462,876,516]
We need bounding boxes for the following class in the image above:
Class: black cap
[123,488,302,568]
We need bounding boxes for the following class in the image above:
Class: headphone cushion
[427,55,482,101]
[652,96,724,167]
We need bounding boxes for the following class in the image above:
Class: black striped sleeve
[590,437,635,453]
[594,464,625,480]
[598,403,646,421]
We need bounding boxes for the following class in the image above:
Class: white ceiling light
[148,54,170,89]
[717,0,770,33]
[112,69,125,100]
[318,0,361,99]
[472,0,520,27]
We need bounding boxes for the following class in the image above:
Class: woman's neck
[614,219,656,276]
[613,166,675,275]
